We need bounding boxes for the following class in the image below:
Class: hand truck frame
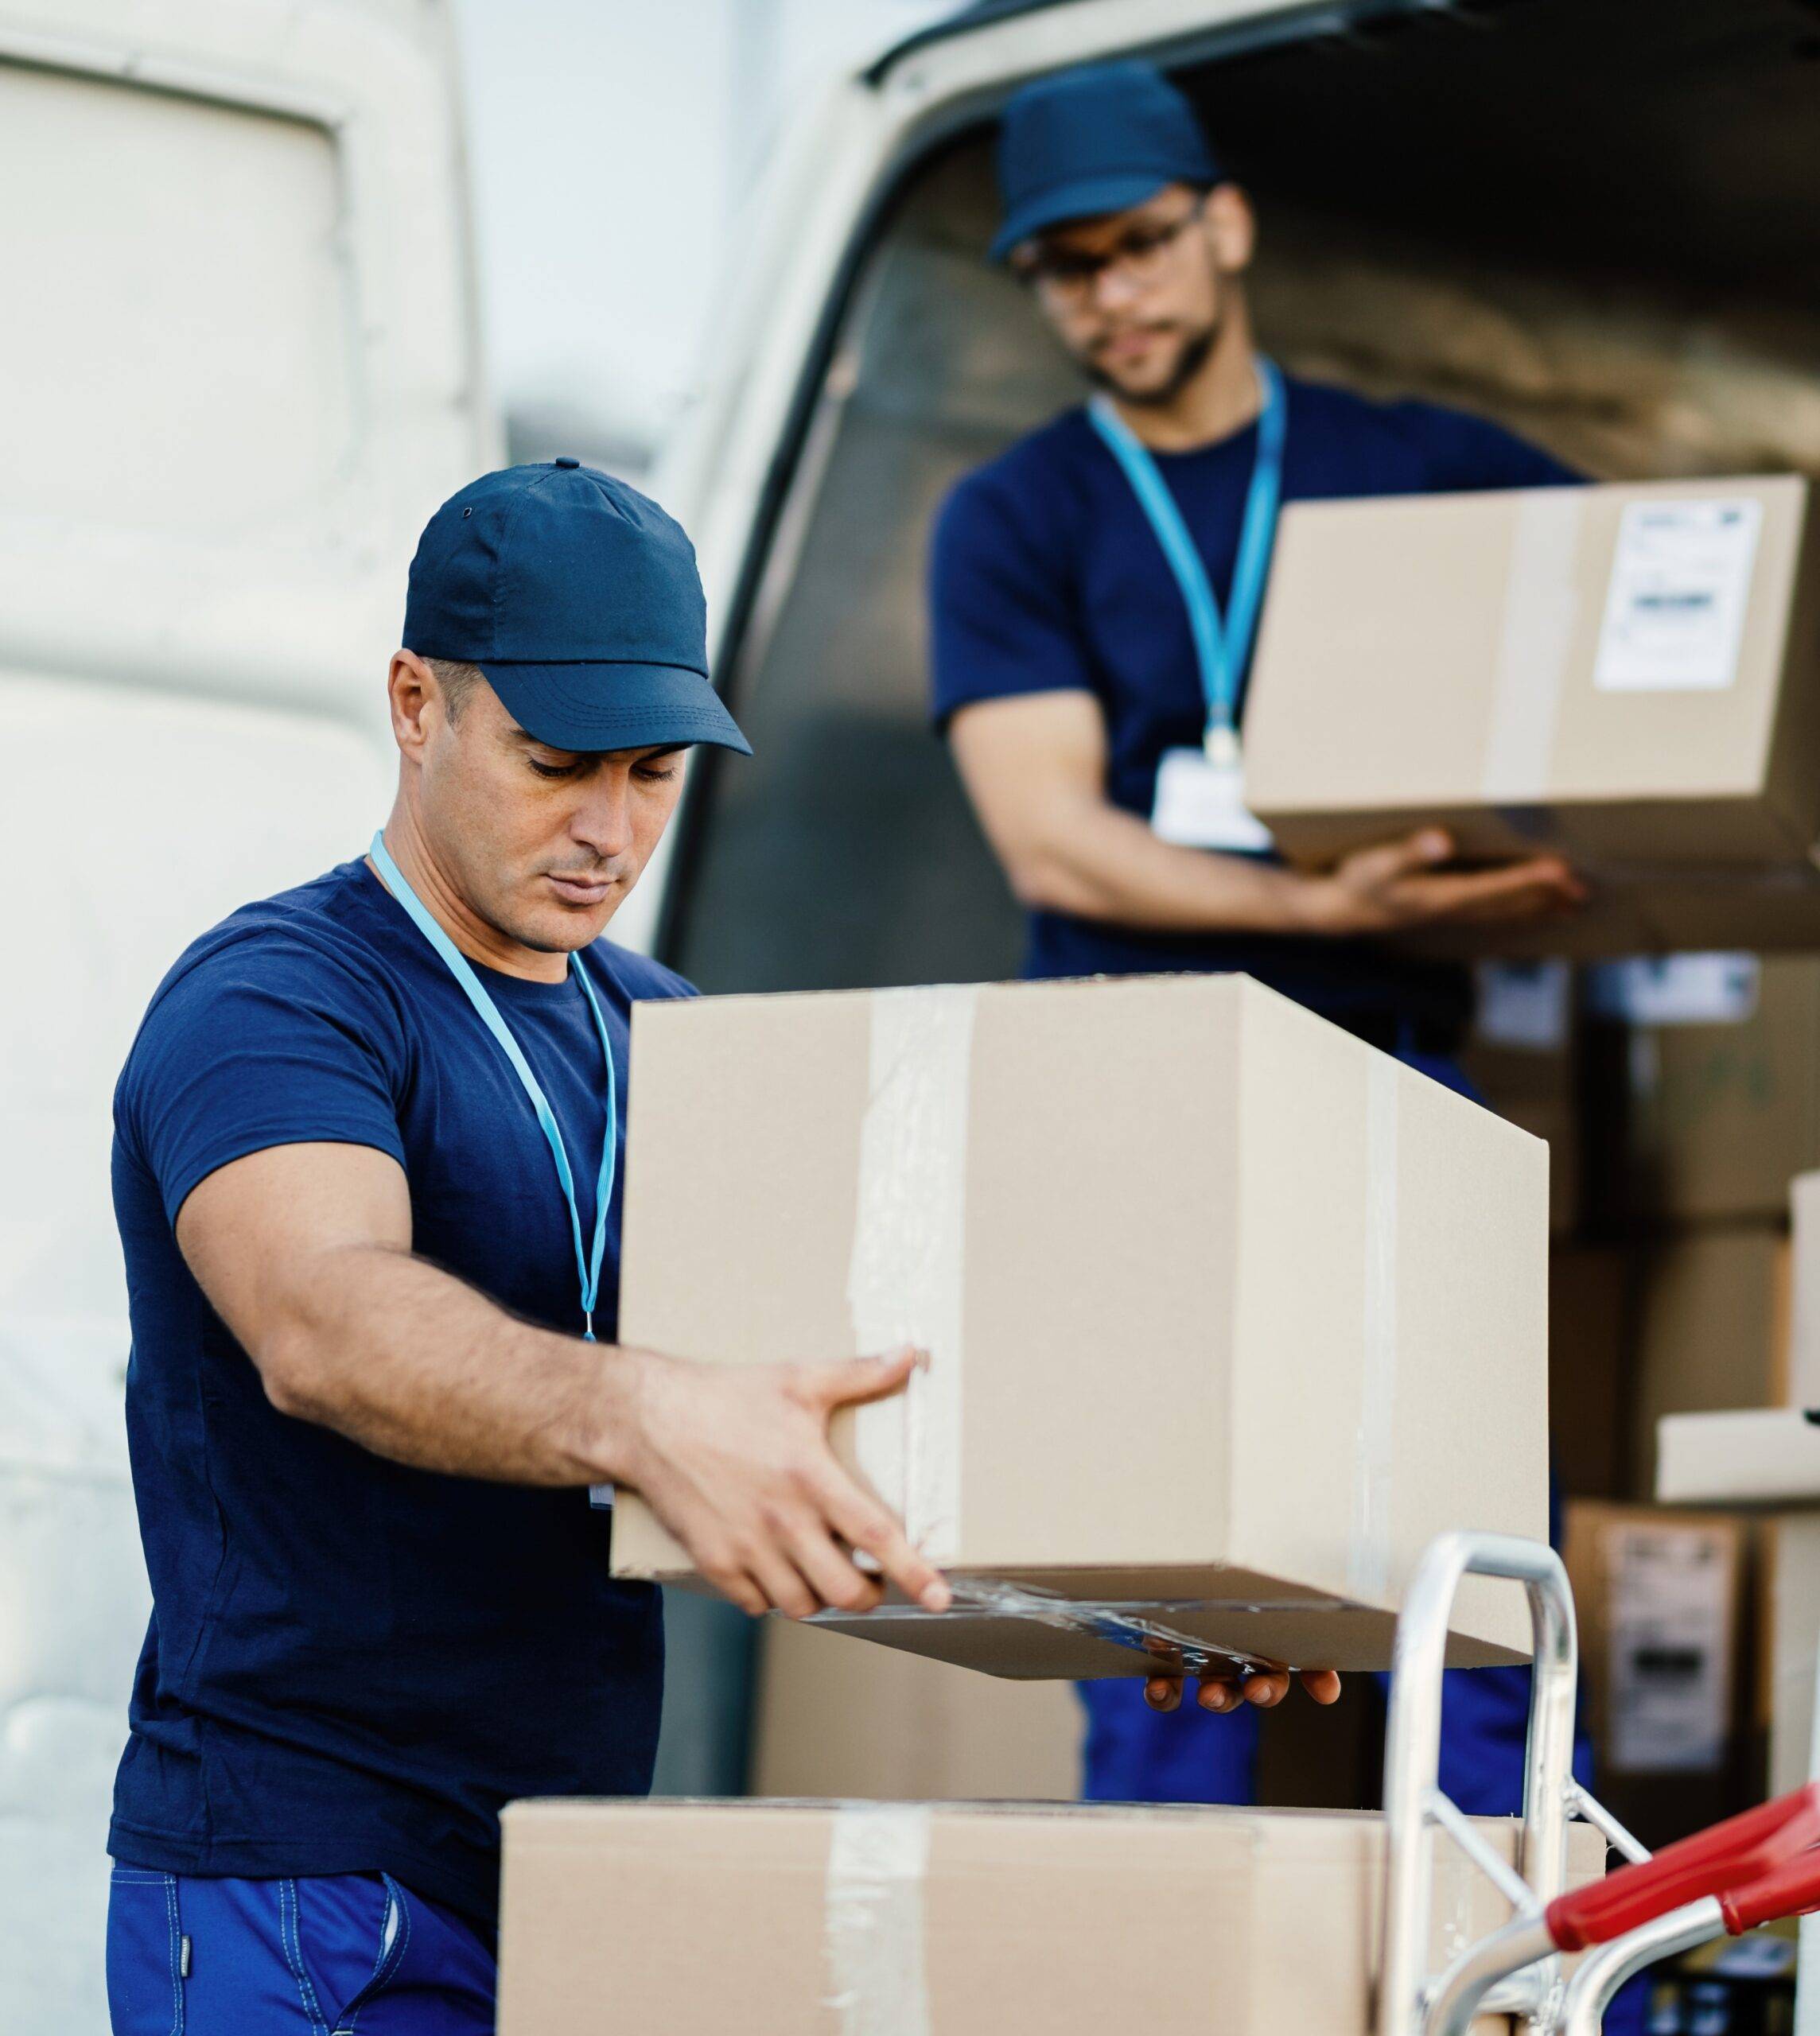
[1379,1529,1820,2035]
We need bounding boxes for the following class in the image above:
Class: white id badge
[589,1483,615,1510]
[1150,746,1275,853]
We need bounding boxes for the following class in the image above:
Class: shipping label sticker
[1608,1523,1733,1774]
[1593,497,1762,693]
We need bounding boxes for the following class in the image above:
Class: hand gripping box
[1241,476,1820,956]
[609,974,1548,1676]
[497,1799,1608,2036]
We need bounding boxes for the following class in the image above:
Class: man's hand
[1144,1667,1343,1715]
[1298,828,1586,936]
[621,1344,953,1622]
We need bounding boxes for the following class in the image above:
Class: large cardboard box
[610,975,1549,1674]
[497,1799,1608,2036]
[1243,476,1820,956]
[751,1617,1080,1802]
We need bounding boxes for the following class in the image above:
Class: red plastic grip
[1719,1844,1820,1935]
[1546,1784,1820,1951]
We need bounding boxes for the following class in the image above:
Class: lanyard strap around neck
[368,830,618,1341]
[1087,357,1287,746]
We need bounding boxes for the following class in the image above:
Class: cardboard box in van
[1242,476,1820,955]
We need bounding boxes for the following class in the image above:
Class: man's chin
[512,896,623,954]
[1087,354,1188,406]
[1083,322,1217,408]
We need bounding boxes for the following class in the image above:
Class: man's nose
[570,771,634,859]
[1091,261,1145,314]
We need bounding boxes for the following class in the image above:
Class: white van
[0,2,489,2027]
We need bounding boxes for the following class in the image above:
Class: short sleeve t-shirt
[928,375,1579,1025]
[108,856,692,1928]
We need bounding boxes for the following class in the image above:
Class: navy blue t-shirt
[108,856,690,1927]
[928,375,1578,1024]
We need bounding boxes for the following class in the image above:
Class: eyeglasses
[1013,198,1208,305]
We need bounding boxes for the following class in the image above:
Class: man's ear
[1204,183,1256,277]
[387,650,438,759]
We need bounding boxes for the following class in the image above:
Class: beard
[1081,313,1221,407]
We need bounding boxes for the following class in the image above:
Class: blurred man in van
[929,60,1585,1813]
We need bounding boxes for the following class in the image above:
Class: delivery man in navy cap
[103,462,979,2032]
[929,64,1589,1814]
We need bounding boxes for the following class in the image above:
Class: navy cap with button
[990,60,1222,264]
[402,460,751,756]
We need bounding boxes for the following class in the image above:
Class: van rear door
[0,6,488,2027]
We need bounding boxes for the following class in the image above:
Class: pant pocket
[107,1869,185,2036]
[287,1875,399,2034]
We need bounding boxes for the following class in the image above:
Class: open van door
[640,0,1820,995]
[0,4,491,2026]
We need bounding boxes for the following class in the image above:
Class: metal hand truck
[1379,1530,1820,2034]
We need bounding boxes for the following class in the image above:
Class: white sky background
[453,0,960,466]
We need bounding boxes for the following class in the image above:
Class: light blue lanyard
[368,830,618,1342]
[1087,358,1287,757]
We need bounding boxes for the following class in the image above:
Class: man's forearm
[1014,795,1328,935]
[261,1242,644,1486]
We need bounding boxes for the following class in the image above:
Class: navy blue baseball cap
[402,460,751,756]
[990,60,1221,264]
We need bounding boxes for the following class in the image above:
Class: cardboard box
[496,1798,1608,2036]
[1620,961,1820,1224]
[611,975,1549,1674]
[1565,1501,1748,1845]
[1565,1502,1744,1774]
[1242,476,1820,956]
[1787,1171,1820,1406]
[1628,1228,1787,1493]
[1764,1515,1820,1797]
[1656,1409,1820,1510]
[751,1617,1080,1802]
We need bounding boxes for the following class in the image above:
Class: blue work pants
[106,1867,496,2034]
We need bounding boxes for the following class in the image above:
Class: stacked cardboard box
[1564,1500,1749,1842]
[611,973,1550,1676]
[497,1800,1608,2036]
[1620,961,1820,1224]
[1627,1230,1788,1493]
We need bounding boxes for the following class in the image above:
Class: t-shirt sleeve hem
[162,1126,410,1230]
[931,678,1097,736]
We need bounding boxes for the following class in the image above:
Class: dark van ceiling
[1182,0,1820,313]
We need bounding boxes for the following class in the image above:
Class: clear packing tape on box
[817,1800,1501,2036]
[834,982,1405,1650]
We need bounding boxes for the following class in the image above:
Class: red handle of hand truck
[1719,1844,1820,1936]
[1545,1783,1820,1952]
